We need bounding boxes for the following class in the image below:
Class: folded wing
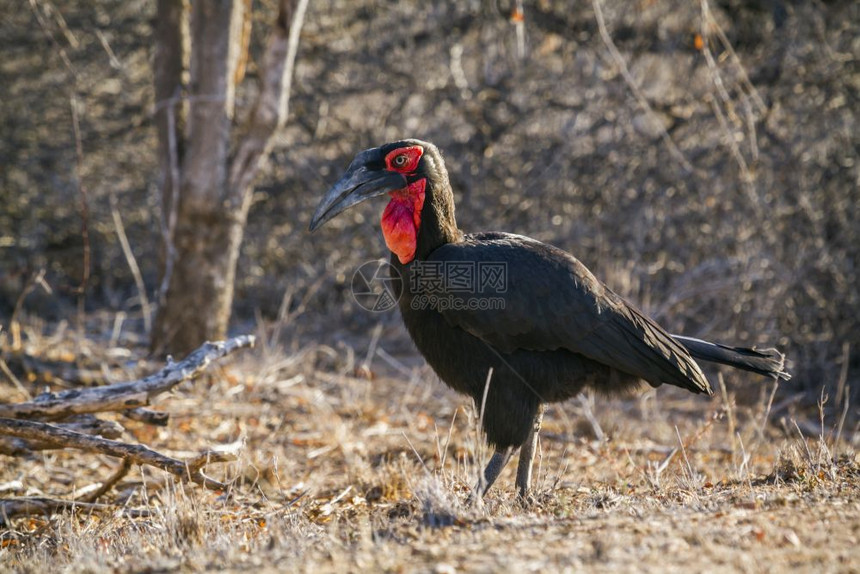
[425,232,712,395]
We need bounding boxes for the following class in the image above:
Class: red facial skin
[381,147,426,264]
[381,179,426,263]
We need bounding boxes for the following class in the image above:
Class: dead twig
[94,29,122,70]
[835,342,850,411]
[0,496,152,525]
[0,418,236,490]
[591,0,694,173]
[26,0,75,77]
[699,0,764,216]
[77,458,133,503]
[703,77,761,217]
[0,415,125,455]
[8,268,52,350]
[69,94,91,340]
[0,357,31,400]
[576,390,606,442]
[228,0,310,199]
[110,191,152,335]
[0,335,255,420]
[700,0,767,114]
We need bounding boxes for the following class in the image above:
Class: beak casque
[309,159,407,232]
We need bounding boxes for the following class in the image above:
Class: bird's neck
[413,175,461,260]
[390,178,461,301]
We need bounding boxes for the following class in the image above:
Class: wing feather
[423,232,711,395]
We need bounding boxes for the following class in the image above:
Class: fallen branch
[77,458,133,503]
[0,415,125,455]
[0,335,255,420]
[0,496,152,525]
[0,418,236,490]
[0,335,253,522]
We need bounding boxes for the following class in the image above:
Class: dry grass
[1,321,858,572]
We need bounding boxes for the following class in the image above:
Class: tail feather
[672,335,791,381]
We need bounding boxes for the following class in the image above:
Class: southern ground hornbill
[310,139,789,499]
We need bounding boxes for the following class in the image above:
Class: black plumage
[310,139,789,498]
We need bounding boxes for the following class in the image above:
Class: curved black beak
[309,164,406,232]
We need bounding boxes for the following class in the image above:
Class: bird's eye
[384,146,423,172]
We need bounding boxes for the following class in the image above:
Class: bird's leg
[515,404,545,499]
[470,447,514,502]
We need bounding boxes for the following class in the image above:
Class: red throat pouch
[381,179,426,264]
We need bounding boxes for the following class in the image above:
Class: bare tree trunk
[153,0,186,303]
[151,0,307,356]
[152,0,238,355]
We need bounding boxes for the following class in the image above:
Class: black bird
[310,139,789,498]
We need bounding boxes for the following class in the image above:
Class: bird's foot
[465,488,485,508]
[464,473,487,507]
[516,488,537,508]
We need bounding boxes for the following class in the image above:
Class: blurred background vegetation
[1,0,857,413]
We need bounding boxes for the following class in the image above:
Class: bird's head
[310,139,456,264]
